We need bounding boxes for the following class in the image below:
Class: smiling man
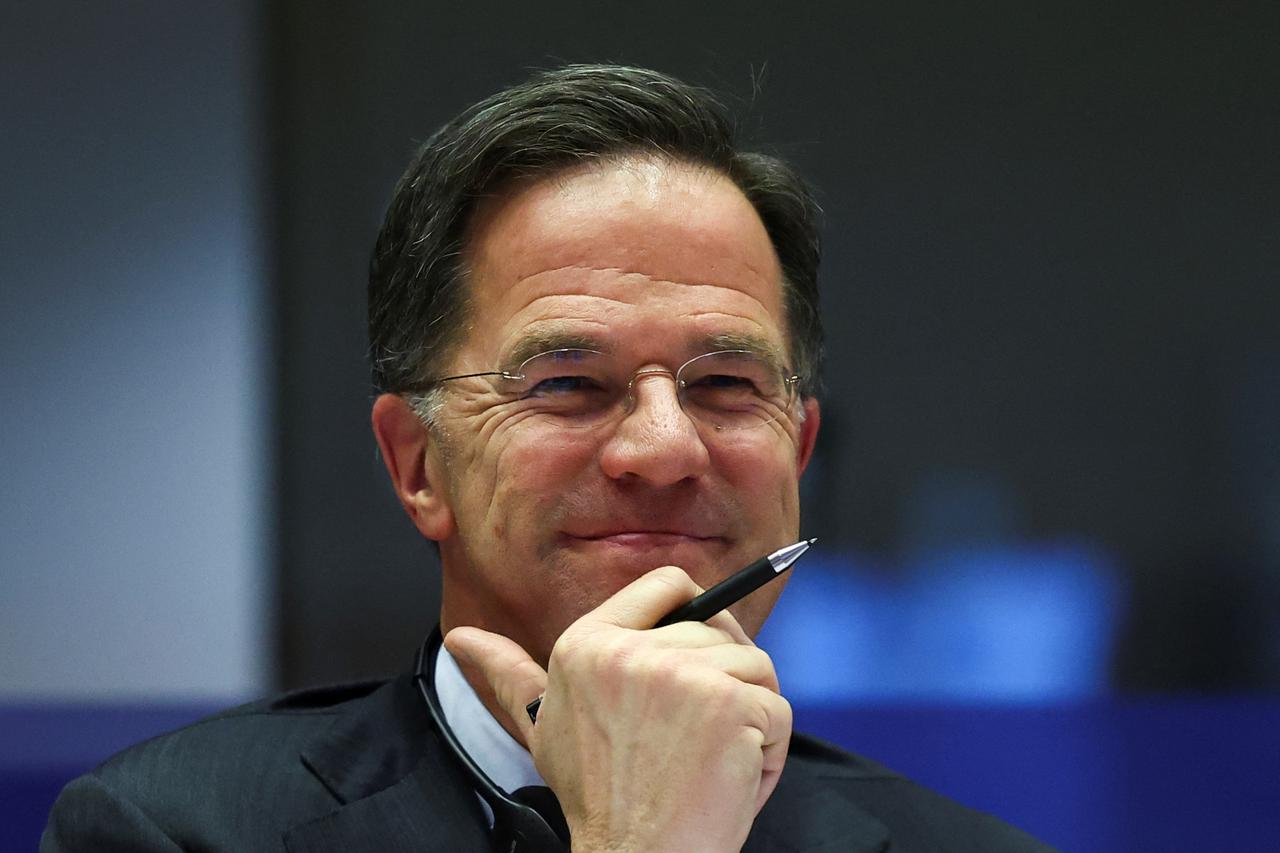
[376,155,815,659]
[44,65,1054,852]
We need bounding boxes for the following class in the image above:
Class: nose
[598,369,711,486]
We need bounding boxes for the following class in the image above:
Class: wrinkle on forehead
[493,282,778,359]
[506,267,777,313]
[467,161,780,289]
[510,263,625,283]
[509,260,774,293]
[461,157,788,364]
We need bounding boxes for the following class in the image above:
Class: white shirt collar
[434,640,545,816]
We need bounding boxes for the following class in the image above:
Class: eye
[526,374,605,396]
[512,349,612,403]
[689,372,758,391]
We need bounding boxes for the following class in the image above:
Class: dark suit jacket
[42,674,1056,852]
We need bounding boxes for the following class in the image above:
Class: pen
[653,538,816,627]
[526,538,816,723]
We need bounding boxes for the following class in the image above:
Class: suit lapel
[283,745,490,852]
[278,674,890,852]
[283,675,491,852]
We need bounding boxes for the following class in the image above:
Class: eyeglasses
[416,348,801,431]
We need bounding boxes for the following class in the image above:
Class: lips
[565,526,723,542]
[561,523,730,559]
[556,498,735,554]
[573,522,721,535]
[574,531,718,547]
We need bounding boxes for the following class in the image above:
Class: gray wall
[1,3,269,700]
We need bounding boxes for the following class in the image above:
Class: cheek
[478,426,601,521]
[709,434,804,536]
[711,431,799,489]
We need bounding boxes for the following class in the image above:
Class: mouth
[560,526,731,557]
[557,529,736,588]
[568,531,723,548]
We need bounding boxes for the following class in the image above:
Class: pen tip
[807,537,818,545]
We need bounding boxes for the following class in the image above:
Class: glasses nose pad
[624,367,679,413]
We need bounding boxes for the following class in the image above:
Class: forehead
[460,157,787,361]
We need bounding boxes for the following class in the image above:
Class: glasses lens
[678,351,792,430]
[509,349,617,425]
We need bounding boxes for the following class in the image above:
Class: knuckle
[736,724,766,752]
[747,645,775,671]
[650,564,693,591]
[764,694,793,740]
[698,672,743,715]
[547,630,578,670]
[592,629,643,678]
[773,694,794,731]
[640,650,685,691]
[746,688,792,736]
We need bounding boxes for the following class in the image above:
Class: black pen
[526,538,816,723]
[653,538,817,627]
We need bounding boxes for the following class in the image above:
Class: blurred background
[2,1,1277,850]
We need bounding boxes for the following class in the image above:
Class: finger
[578,565,707,631]
[741,682,792,750]
[647,583,753,646]
[644,618,741,650]
[702,604,753,646]
[444,626,548,743]
[756,732,791,814]
[678,644,781,693]
[742,686,792,812]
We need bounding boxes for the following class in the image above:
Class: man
[44,65,1054,851]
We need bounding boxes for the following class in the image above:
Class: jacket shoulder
[90,678,389,784]
[43,679,397,852]
[784,732,1060,852]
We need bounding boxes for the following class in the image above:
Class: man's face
[424,157,819,665]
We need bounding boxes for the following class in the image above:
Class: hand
[445,565,792,853]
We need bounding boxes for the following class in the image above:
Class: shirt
[434,642,546,825]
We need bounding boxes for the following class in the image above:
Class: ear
[795,397,821,476]
[371,393,456,541]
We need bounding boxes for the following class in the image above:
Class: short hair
[368,64,823,405]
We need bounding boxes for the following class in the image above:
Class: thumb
[444,626,548,745]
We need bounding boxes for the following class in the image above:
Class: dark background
[268,1,1280,691]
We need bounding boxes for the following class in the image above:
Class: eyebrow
[500,328,789,370]
[502,329,612,368]
[703,332,790,370]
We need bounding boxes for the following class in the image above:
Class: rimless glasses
[412,348,801,431]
